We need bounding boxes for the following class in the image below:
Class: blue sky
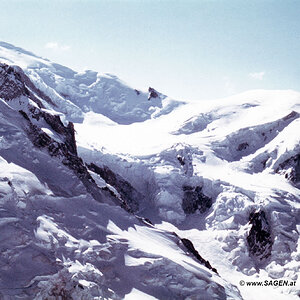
[0,0,299,101]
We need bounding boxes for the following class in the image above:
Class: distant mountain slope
[0,42,184,124]
[0,41,299,299]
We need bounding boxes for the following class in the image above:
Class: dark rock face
[283,110,298,121]
[25,117,114,204]
[0,63,130,209]
[182,186,212,214]
[148,87,159,100]
[19,108,77,156]
[0,64,27,101]
[176,155,185,166]
[88,163,141,213]
[237,142,249,151]
[181,238,218,274]
[0,63,77,156]
[41,112,77,155]
[0,63,55,107]
[247,210,272,261]
[276,154,300,187]
[30,124,52,148]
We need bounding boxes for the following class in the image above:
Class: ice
[124,288,157,300]
[0,41,299,299]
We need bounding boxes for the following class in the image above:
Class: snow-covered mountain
[0,41,299,300]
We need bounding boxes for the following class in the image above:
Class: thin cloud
[249,71,265,80]
[45,42,70,51]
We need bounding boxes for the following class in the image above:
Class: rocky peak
[148,87,160,100]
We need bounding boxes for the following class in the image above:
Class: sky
[0,0,299,101]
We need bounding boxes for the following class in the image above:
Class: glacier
[0,41,299,299]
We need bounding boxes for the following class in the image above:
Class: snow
[75,87,300,298]
[0,41,299,299]
[124,288,157,300]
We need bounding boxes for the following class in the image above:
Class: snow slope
[0,41,183,124]
[0,41,299,299]
[76,89,300,299]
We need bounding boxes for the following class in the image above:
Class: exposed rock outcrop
[0,62,134,210]
[181,238,218,274]
[0,62,55,106]
[276,154,300,188]
[0,62,77,155]
[41,111,77,155]
[247,210,272,261]
[148,87,159,100]
[237,142,249,151]
[182,185,212,214]
[87,163,141,213]
[22,112,108,203]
